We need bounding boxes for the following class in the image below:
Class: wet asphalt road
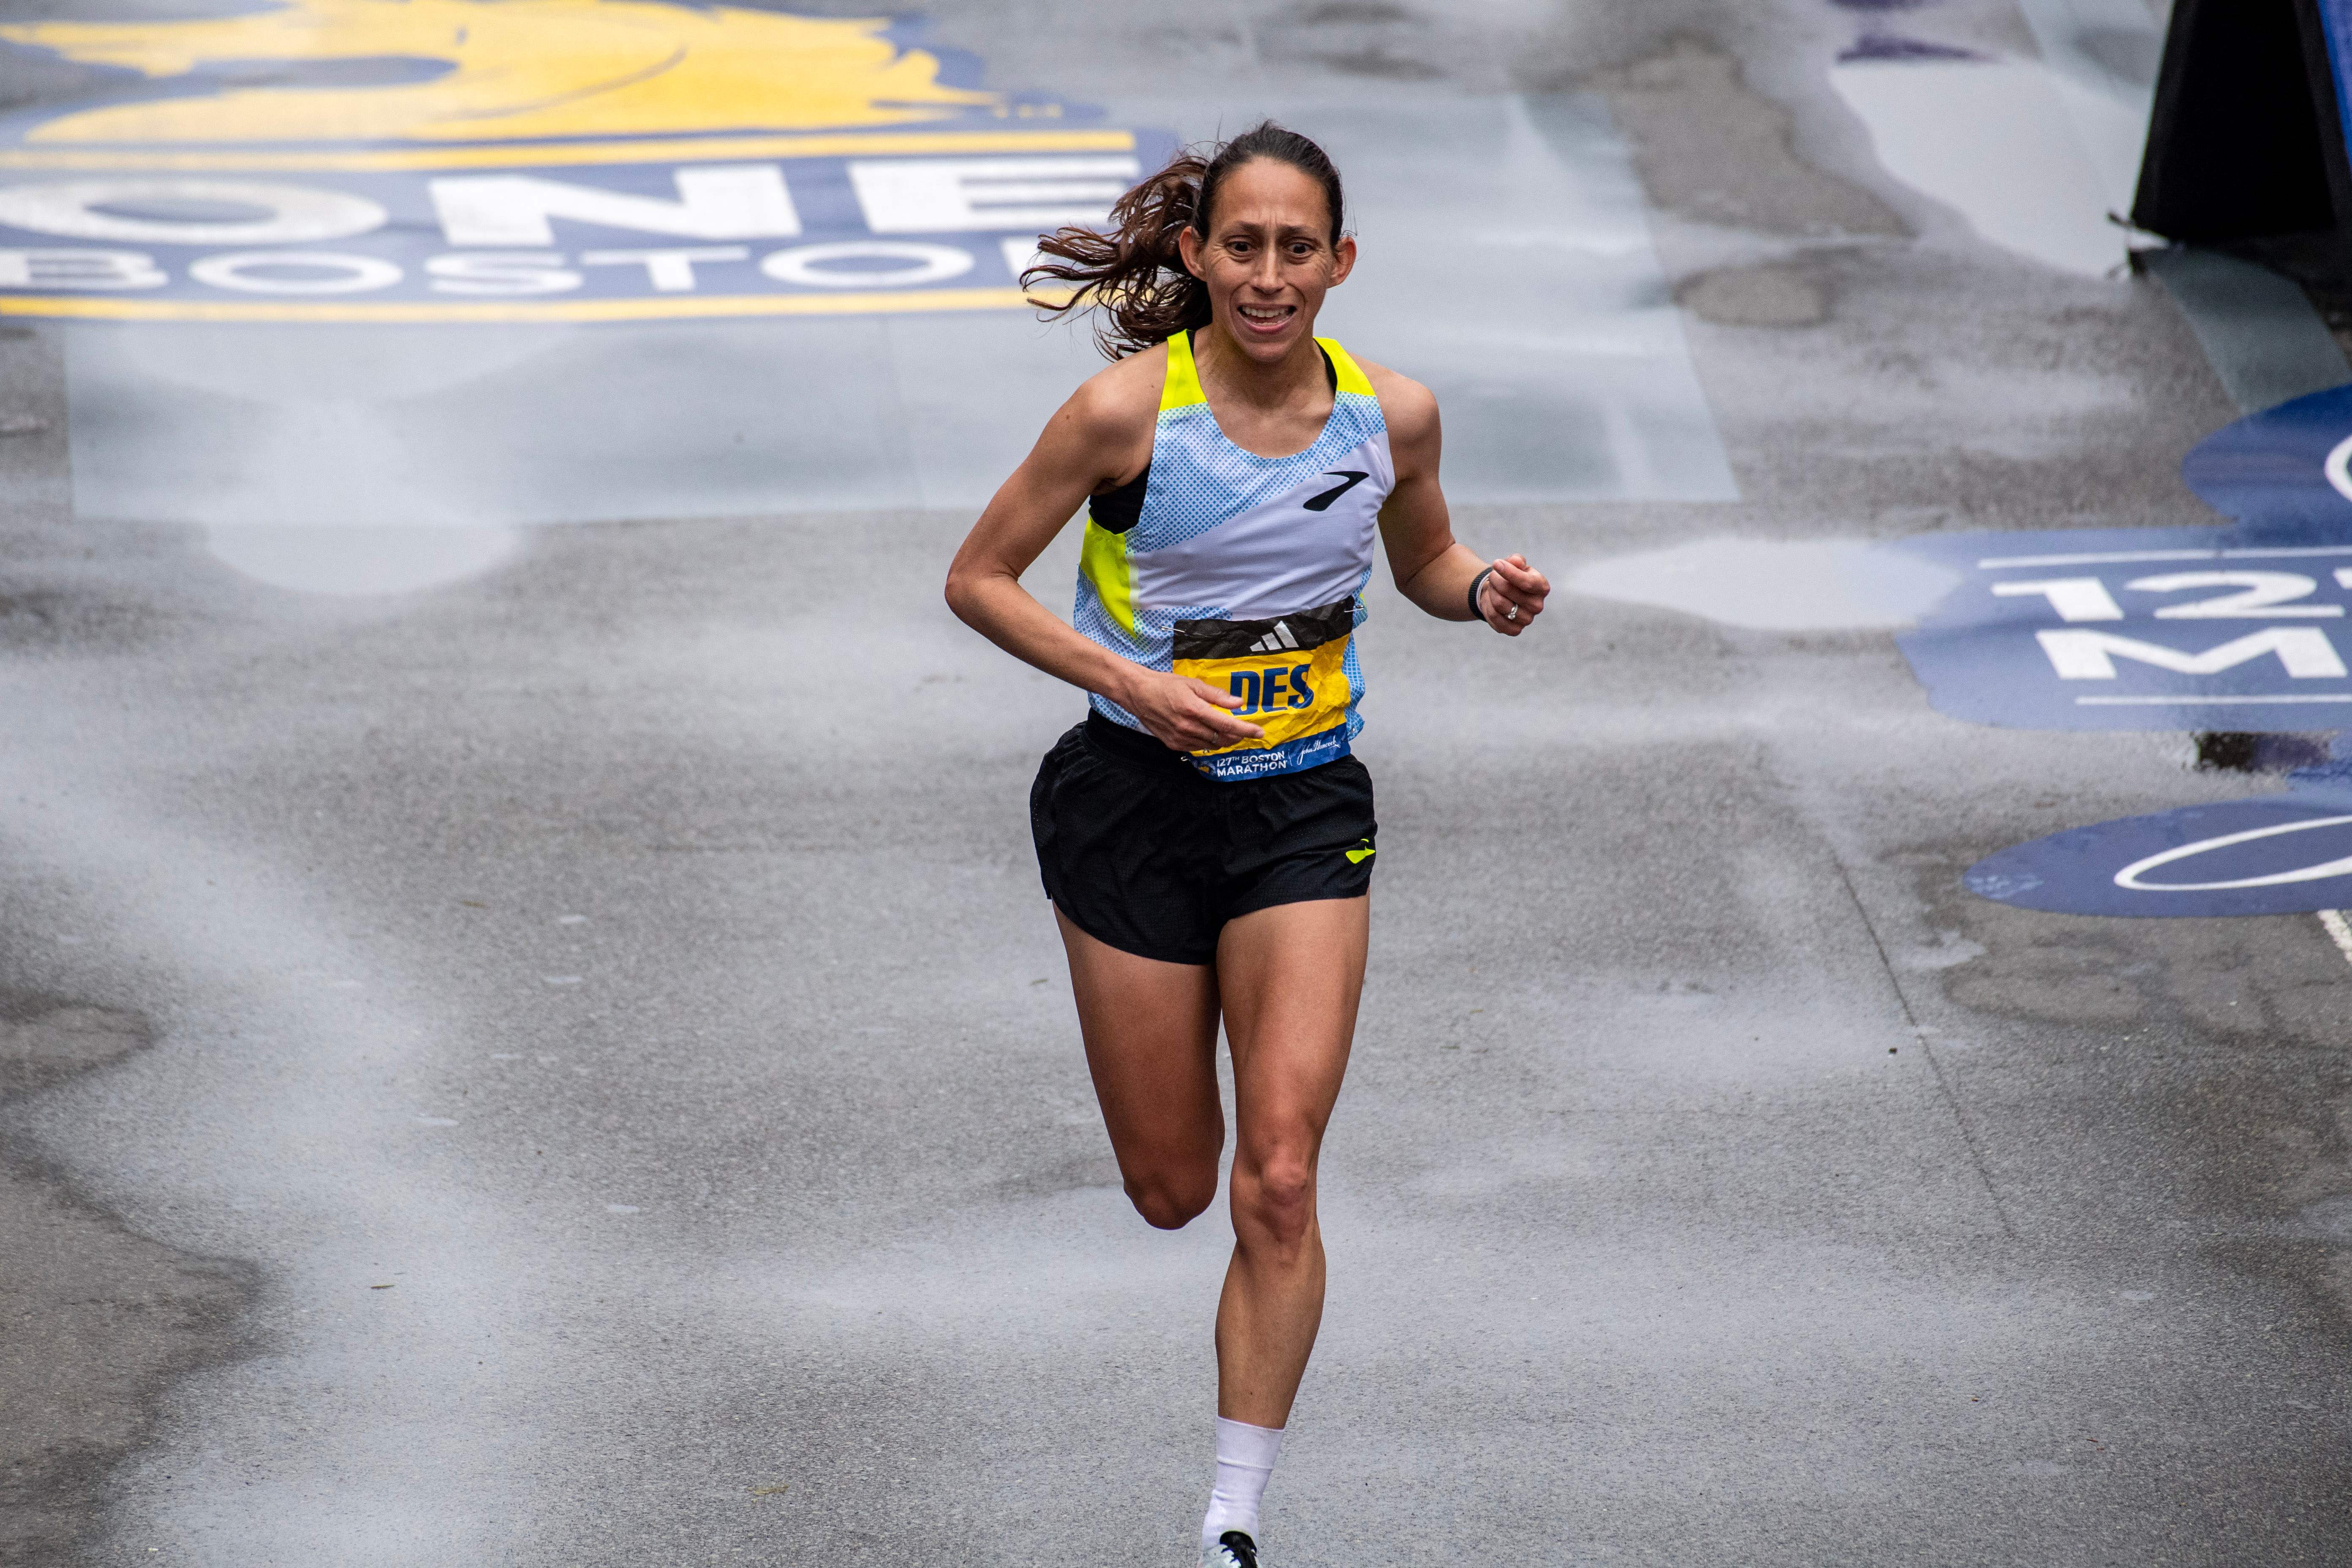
[7,0,2352,1564]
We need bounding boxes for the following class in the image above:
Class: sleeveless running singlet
[1073,330,1393,781]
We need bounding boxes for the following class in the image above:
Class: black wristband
[1467,566,1495,625]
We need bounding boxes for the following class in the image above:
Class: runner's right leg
[1056,909,1225,1229]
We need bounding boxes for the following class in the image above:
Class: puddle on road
[2194,732,2336,774]
[1568,536,1960,630]
[1827,0,2161,278]
[1831,58,2144,276]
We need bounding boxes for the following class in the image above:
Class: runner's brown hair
[1024,122,1347,360]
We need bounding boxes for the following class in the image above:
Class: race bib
[1172,596,1356,762]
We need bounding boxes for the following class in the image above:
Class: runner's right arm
[945,361,1265,751]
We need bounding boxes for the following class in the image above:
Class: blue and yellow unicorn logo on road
[0,0,1165,322]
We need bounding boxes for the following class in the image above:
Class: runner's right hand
[1116,670,1266,752]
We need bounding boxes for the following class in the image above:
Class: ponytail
[1024,122,1346,361]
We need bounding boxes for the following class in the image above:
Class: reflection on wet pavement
[1569,535,1958,630]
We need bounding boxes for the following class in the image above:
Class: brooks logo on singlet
[1073,330,1394,782]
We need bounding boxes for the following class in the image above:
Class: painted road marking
[1967,796,2352,917]
[0,156,1160,321]
[1978,547,2352,568]
[2112,816,2352,891]
[1893,386,2352,732]
[0,284,1047,323]
[2317,909,2352,965]
[1980,550,2235,569]
[0,0,1001,142]
[0,0,1172,322]
[2074,694,2352,705]
[1951,376,2352,920]
[1894,529,2352,729]
[2326,433,2352,501]
[0,129,1139,174]
[2180,382,2352,529]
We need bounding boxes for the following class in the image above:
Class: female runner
[944,123,1551,1567]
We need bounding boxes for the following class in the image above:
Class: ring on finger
[1503,602,1519,621]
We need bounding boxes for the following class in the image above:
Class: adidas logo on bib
[1247,623,1305,654]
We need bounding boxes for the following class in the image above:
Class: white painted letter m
[2036,627,2349,679]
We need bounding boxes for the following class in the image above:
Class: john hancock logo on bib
[0,0,1174,321]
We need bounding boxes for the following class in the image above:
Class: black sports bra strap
[1089,463,1149,534]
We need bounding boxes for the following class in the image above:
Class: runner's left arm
[1367,367,1550,636]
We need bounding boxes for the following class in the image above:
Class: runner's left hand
[1478,554,1550,636]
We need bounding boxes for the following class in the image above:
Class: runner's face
[1181,158,1356,365]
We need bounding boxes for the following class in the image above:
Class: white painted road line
[2317,910,2352,967]
[2075,694,2352,705]
[1978,546,2352,569]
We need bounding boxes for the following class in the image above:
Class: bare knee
[1125,1166,1217,1230]
[1232,1152,1315,1252]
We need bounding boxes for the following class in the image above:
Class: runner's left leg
[1199,893,1368,1557]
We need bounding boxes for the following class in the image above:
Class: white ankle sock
[1200,1416,1285,1549]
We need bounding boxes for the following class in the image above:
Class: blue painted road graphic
[2180,381,2352,535]
[1965,761,2352,916]
[1946,382,2352,914]
[1892,384,2352,732]
[1891,525,2352,731]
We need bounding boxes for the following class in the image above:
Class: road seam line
[1829,857,2020,1241]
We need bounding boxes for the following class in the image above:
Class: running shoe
[1203,1530,1260,1568]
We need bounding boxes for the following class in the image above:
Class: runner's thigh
[1215,895,1369,1157]
[1058,909,1225,1169]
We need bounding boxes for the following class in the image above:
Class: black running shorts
[1031,713,1377,966]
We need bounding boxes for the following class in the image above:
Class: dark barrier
[2132,0,2352,243]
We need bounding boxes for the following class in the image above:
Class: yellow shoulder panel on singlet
[1316,336,1376,398]
[1160,328,1207,412]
